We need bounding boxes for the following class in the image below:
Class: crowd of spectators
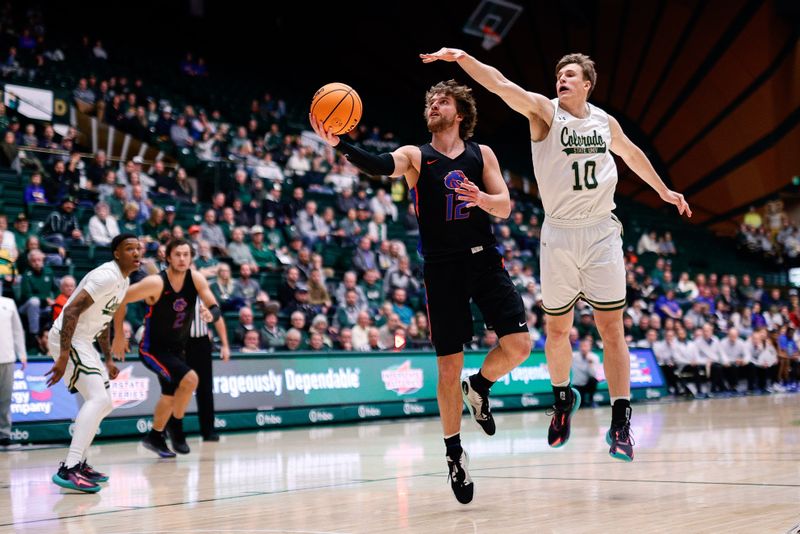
[736,200,800,266]
[0,5,796,405]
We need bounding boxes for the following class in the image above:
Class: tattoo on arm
[97,324,112,360]
[59,290,95,354]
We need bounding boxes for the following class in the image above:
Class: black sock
[611,399,631,427]
[552,384,573,409]
[149,429,164,438]
[470,371,495,394]
[444,434,462,459]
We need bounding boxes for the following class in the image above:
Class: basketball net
[481,26,501,50]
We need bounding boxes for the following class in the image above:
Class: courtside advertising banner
[13,349,663,423]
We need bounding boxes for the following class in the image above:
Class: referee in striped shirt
[187,296,230,441]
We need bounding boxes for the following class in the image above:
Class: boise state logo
[443,170,467,190]
[173,298,188,312]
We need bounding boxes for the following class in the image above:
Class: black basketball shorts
[422,247,527,356]
[139,345,193,395]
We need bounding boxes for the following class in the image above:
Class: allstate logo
[381,360,424,395]
[521,395,539,407]
[443,170,467,190]
[173,298,188,312]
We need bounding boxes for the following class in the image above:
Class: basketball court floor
[2,395,798,533]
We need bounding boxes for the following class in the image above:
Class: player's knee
[546,323,571,341]
[181,370,199,390]
[101,392,114,416]
[500,333,531,363]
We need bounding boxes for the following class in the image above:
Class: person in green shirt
[262,212,286,251]
[194,240,220,277]
[359,268,384,312]
[18,249,58,336]
[119,202,143,236]
[249,225,278,270]
[12,213,33,253]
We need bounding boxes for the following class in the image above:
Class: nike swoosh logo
[426,159,438,165]
[519,321,526,327]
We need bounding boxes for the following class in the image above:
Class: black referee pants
[186,335,216,437]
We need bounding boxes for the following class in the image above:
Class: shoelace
[545,404,570,429]
[612,424,636,446]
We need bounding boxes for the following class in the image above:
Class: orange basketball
[310,82,362,136]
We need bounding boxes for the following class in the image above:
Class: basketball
[310,82,362,136]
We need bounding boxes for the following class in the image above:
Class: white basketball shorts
[48,328,110,393]
[539,213,626,315]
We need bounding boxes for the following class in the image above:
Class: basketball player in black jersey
[311,80,531,504]
[111,238,225,457]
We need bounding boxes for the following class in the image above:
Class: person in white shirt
[88,202,121,247]
[652,329,690,397]
[719,327,755,393]
[753,329,780,392]
[694,323,730,394]
[571,337,600,407]
[0,296,26,446]
[669,327,700,397]
[45,234,140,493]
[0,214,18,261]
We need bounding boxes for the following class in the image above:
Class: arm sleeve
[336,140,395,177]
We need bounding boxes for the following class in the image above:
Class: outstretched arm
[608,115,692,218]
[112,275,163,358]
[309,115,420,183]
[420,47,553,123]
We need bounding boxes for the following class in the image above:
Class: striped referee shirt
[189,297,209,338]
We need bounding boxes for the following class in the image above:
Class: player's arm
[96,324,120,379]
[309,114,420,182]
[45,289,94,387]
[111,275,163,358]
[420,48,553,123]
[608,115,692,218]
[454,145,511,219]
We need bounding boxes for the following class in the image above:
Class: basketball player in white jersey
[45,234,141,492]
[421,49,691,461]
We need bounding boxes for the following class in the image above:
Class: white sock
[551,379,570,387]
[65,374,114,468]
[610,396,630,405]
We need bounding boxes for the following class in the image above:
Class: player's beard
[427,114,455,133]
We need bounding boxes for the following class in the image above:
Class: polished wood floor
[2,395,799,534]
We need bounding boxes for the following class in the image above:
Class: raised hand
[308,114,340,147]
[419,47,466,63]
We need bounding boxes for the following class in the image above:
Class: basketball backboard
[463,0,523,50]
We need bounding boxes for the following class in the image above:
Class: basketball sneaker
[606,422,635,462]
[461,376,496,436]
[446,450,474,504]
[166,417,190,455]
[142,430,177,458]
[79,460,109,483]
[546,387,581,448]
[52,462,101,493]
